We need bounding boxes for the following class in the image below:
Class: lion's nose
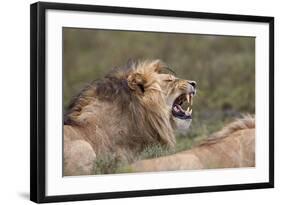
[188,81,197,89]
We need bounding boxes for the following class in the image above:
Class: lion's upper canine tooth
[187,94,190,103]
[189,94,192,105]
[190,95,193,105]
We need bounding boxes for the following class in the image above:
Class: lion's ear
[127,73,146,93]
[151,59,166,73]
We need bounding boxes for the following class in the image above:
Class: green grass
[92,154,128,175]
[138,144,174,159]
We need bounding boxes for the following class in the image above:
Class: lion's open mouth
[172,93,194,120]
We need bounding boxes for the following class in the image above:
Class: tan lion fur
[64,60,195,176]
[130,115,255,172]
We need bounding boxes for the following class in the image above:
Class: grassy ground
[63,28,255,175]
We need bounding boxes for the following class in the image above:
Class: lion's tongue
[173,104,185,113]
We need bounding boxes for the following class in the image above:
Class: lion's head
[65,59,196,150]
[126,60,196,133]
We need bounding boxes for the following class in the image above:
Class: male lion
[129,115,255,172]
[64,60,197,176]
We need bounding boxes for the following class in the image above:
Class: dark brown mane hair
[64,61,138,125]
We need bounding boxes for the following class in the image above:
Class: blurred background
[63,28,255,172]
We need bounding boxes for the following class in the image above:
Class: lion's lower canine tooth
[190,109,192,114]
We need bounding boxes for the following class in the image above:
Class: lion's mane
[64,60,175,175]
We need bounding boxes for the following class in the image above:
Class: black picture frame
[30,1,274,203]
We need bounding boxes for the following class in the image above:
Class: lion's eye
[164,79,173,82]
[164,75,175,82]
[159,74,175,82]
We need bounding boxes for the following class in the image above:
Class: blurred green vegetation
[63,28,255,174]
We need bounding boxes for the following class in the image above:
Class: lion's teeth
[185,107,192,115]
[187,94,190,103]
[190,96,193,105]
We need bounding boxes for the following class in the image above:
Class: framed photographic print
[30,1,274,203]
